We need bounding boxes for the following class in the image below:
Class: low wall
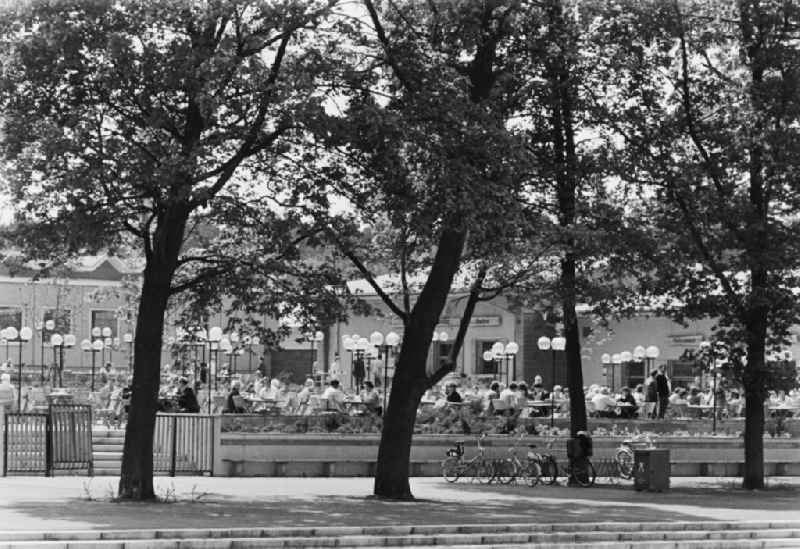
[215,432,800,478]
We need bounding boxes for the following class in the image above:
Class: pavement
[0,476,798,533]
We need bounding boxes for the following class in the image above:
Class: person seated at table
[616,387,638,418]
[445,381,463,404]
[633,384,645,406]
[727,390,744,417]
[687,387,702,405]
[591,387,618,418]
[498,382,517,408]
[224,382,246,413]
[669,387,688,406]
[296,378,316,413]
[531,375,548,401]
[176,377,200,413]
[360,380,382,414]
[321,379,346,412]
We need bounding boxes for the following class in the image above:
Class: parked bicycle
[614,433,657,480]
[527,435,559,486]
[495,433,542,486]
[442,433,494,483]
[564,431,596,487]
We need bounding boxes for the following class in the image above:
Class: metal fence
[153,413,215,476]
[3,405,93,476]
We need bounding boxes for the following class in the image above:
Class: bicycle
[614,433,657,480]
[441,433,495,484]
[495,433,542,486]
[527,435,559,486]
[564,431,596,487]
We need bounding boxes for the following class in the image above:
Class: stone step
[92,445,122,453]
[0,521,797,548]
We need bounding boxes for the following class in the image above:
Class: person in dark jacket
[177,377,200,413]
[645,371,658,418]
[655,366,670,419]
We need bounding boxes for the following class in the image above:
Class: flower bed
[220,407,796,438]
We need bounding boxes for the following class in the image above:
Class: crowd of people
[3,361,797,424]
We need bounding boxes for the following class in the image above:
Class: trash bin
[634,448,670,492]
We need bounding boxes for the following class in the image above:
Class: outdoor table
[769,405,799,418]
[688,404,714,418]
[344,398,366,415]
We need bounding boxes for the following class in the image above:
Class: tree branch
[426,265,488,388]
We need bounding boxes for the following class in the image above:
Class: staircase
[0,521,798,548]
[91,427,124,476]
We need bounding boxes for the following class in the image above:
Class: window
[0,307,22,332]
[476,340,497,375]
[43,309,71,341]
[91,310,118,338]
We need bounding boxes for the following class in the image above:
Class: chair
[231,394,249,413]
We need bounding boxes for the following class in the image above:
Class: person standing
[645,371,658,419]
[655,366,670,419]
[177,377,200,413]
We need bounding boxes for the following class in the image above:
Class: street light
[306,330,324,377]
[601,353,611,389]
[369,330,401,413]
[699,340,727,434]
[538,335,566,428]
[208,326,222,404]
[50,332,75,388]
[81,338,104,392]
[5,326,32,411]
[123,332,134,372]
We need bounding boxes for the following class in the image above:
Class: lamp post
[219,336,232,384]
[644,345,660,379]
[490,341,519,385]
[601,353,611,389]
[699,340,727,434]
[123,332,134,372]
[81,338,103,392]
[101,327,112,369]
[490,341,507,384]
[50,333,75,388]
[36,321,46,382]
[538,335,566,428]
[369,330,401,413]
[505,342,519,382]
[306,330,324,378]
[208,326,222,400]
[6,326,32,411]
[431,330,450,371]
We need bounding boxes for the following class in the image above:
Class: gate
[153,413,214,476]
[3,413,48,475]
[3,405,93,476]
[50,405,93,473]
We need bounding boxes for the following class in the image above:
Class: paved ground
[0,476,798,532]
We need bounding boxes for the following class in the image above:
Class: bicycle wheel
[494,458,517,485]
[571,459,597,487]
[441,457,461,483]
[473,459,494,484]
[539,455,559,485]
[524,460,542,487]
[615,448,634,479]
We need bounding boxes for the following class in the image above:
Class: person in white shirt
[591,387,617,418]
[499,383,516,405]
[321,379,346,412]
[0,373,17,412]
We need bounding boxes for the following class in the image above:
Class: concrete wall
[214,430,800,478]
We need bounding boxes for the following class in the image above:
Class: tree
[297,0,532,499]
[595,0,800,489]
[0,0,336,499]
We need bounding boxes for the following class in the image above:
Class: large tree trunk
[741,287,767,489]
[373,228,466,499]
[118,204,190,500]
[546,0,586,438]
[562,255,586,436]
